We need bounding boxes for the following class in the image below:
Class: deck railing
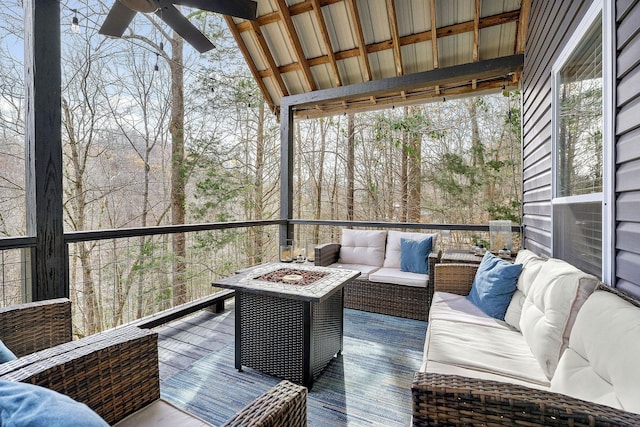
[0,220,521,336]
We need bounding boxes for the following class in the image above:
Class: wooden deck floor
[156,299,236,382]
[155,298,427,426]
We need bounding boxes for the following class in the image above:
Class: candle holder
[279,244,293,263]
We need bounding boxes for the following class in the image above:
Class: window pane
[553,202,602,278]
[557,17,602,197]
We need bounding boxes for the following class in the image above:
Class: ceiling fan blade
[172,0,257,20]
[99,0,137,37]
[156,4,215,53]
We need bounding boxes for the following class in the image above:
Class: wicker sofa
[0,298,307,426]
[315,229,440,321]
[412,250,640,426]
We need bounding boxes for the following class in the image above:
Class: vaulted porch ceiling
[225,0,530,118]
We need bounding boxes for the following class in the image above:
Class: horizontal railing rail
[289,219,522,233]
[64,219,286,243]
[0,219,523,334]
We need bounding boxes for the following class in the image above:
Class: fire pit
[254,268,328,286]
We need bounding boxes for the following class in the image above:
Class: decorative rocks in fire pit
[255,268,329,286]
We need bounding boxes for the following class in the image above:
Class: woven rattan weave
[413,264,640,426]
[215,263,358,388]
[315,243,440,321]
[0,298,308,426]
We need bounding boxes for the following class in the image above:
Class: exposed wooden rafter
[429,0,439,70]
[516,0,531,54]
[472,0,480,88]
[224,16,276,110]
[275,0,317,91]
[345,0,372,81]
[473,0,480,62]
[310,0,342,87]
[239,10,521,82]
[224,0,530,117]
[386,0,403,76]
[248,19,289,97]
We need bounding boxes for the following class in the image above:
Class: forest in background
[0,1,521,334]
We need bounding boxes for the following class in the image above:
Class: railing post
[280,101,294,245]
[24,0,67,300]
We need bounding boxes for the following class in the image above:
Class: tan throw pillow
[338,229,387,267]
[519,258,599,379]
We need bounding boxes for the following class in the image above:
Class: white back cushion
[519,258,599,379]
[551,290,640,413]
[382,230,437,269]
[338,229,387,267]
[504,250,546,331]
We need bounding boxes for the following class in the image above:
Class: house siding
[521,0,591,257]
[615,0,640,298]
[523,0,640,298]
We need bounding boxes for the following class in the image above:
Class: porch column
[24,0,67,300]
[279,101,294,245]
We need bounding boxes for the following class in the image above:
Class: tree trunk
[169,35,187,306]
[408,106,422,222]
[313,120,327,243]
[401,107,409,222]
[252,100,265,264]
[347,114,355,221]
[295,120,302,245]
[62,99,100,335]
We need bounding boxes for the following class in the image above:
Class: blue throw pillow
[0,340,16,363]
[467,252,523,320]
[400,237,433,274]
[0,380,108,426]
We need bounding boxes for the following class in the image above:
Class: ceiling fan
[99,0,258,53]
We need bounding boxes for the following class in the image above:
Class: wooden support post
[280,102,294,246]
[24,0,67,300]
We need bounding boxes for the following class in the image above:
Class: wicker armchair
[0,299,307,426]
[315,243,440,321]
[411,263,640,426]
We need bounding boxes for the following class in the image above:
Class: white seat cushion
[382,230,437,269]
[114,400,210,427]
[338,229,387,267]
[551,290,640,414]
[424,319,549,387]
[519,258,599,379]
[328,263,380,280]
[369,267,427,288]
[429,292,514,329]
[504,250,546,331]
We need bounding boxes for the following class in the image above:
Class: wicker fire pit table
[213,262,360,388]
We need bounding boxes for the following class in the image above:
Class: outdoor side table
[213,263,360,389]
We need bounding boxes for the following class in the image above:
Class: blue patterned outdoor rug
[161,309,427,426]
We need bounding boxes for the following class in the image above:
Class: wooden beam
[249,20,289,97]
[283,54,524,108]
[275,0,317,91]
[346,0,372,81]
[224,16,276,110]
[386,0,403,76]
[243,9,522,76]
[473,0,480,62]
[237,9,520,49]
[294,79,509,119]
[429,0,438,69]
[24,0,67,300]
[516,0,531,54]
[310,0,342,87]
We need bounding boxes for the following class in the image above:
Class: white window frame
[550,0,615,283]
